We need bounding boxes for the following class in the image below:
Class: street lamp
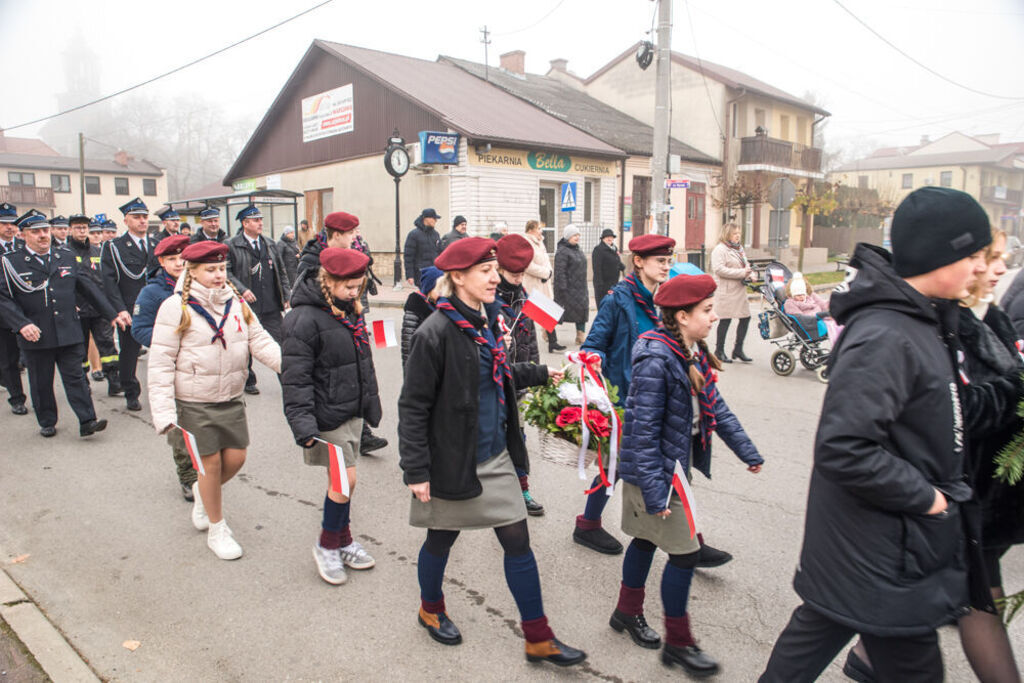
[383,129,410,288]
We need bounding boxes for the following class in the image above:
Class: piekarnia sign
[301,84,354,142]
[469,146,616,177]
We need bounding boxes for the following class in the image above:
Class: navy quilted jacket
[581,282,641,403]
[618,335,763,514]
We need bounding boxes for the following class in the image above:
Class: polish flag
[521,290,564,333]
[176,424,206,476]
[372,319,398,348]
[319,438,351,497]
[666,459,699,539]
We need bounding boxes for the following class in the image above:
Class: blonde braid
[224,281,254,324]
[175,271,193,336]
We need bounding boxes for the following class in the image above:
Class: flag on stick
[522,290,564,333]
[667,459,699,539]
[371,319,398,348]
[175,424,206,476]
[317,438,351,497]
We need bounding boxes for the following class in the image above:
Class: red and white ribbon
[565,350,619,497]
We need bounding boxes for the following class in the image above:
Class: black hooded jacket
[496,276,539,364]
[280,270,382,445]
[792,243,971,637]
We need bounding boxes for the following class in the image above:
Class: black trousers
[759,603,943,683]
[23,344,96,428]
[79,316,118,371]
[117,326,141,400]
[715,316,750,355]
[0,327,25,405]
[246,309,282,387]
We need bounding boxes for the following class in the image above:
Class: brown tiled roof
[0,152,163,176]
[0,136,59,156]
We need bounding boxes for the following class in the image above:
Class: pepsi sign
[418,131,461,165]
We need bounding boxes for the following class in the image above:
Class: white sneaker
[191,482,209,531]
[207,520,243,560]
[313,544,348,585]
[339,541,375,570]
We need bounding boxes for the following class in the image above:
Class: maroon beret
[324,211,359,233]
[629,234,676,257]
[320,247,369,280]
[434,237,497,272]
[654,273,717,309]
[154,234,190,257]
[181,241,228,264]
[496,234,533,273]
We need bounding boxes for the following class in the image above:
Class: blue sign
[95,213,107,222]
[418,131,461,165]
[560,182,577,212]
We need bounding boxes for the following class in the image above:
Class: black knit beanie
[890,187,991,277]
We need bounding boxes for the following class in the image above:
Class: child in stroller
[757,263,832,383]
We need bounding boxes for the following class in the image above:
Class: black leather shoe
[10,403,27,416]
[716,351,733,364]
[732,350,752,363]
[40,426,57,438]
[181,483,195,502]
[843,648,876,683]
[80,418,108,437]
[573,526,623,555]
[360,433,388,455]
[549,343,567,352]
[107,383,124,396]
[126,398,142,412]
[609,610,661,649]
[662,643,719,677]
[526,638,587,667]
[697,543,733,568]
[418,608,462,646]
[91,370,105,382]
[524,492,545,517]
[244,384,260,395]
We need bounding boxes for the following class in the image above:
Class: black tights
[715,317,750,356]
[628,538,699,569]
[424,520,531,556]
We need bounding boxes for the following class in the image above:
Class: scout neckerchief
[639,330,719,448]
[187,296,233,349]
[162,270,177,290]
[317,231,328,249]
[436,296,512,404]
[624,273,661,328]
[324,303,368,349]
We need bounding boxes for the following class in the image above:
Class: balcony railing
[739,135,822,174]
[981,185,1023,206]
[0,185,55,207]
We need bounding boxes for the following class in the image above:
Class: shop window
[114,177,130,195]
[940,171,953,187]
[85,176,100,194]
[8,172,34,186]
[51,174,71,193]
[584,179,598,223]
[901,173,913,189]
[143,178,157,196]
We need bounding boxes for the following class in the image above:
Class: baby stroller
[756,262,832,383]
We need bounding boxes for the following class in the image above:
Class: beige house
[830,132,1024,236]
[0,132,168,223]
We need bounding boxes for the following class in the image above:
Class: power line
[683,0,724,138]
[3,0,334,133]
[831,0,1024,101]
[493,0,568,36]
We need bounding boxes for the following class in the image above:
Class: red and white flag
[318,438,351,497]
[372,319,398,348]
[521,290,564,333]
[667,459,699,539]
[176,424,206,476]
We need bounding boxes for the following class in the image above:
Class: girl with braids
[148,241,281,560]
[281,248,382,586]
[612,272,763,677]
[399,237,586,666]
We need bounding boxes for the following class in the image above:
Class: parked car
[1007,236,1024,269]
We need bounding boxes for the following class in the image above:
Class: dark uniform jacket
[67,237,104,319]
[226,233,291,311]
[153,228,180,246]
[191,228,227,244]
[100,232,159,313]
[793,243,971,637]
[0,246,117,349]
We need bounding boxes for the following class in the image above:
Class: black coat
[399,297,548,499]
[280,271,382,445]
[226,233,291,310]
[401,291,434,367]
[67,237,104,319]
[191,228,227,244]
[295,237,323,281]
[440,229,467,250]
[591,242,624,306]
[496,276,539,364]
[0,247,118,349]
[403,218,441,286]
[793,243,971,637]
[553,238,588,323]
[100,232,160,313]
[279,236,300,287]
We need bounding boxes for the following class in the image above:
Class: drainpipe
[619,158,627,252]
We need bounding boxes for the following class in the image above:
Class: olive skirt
[303,418,363,469]
[620,481,701,555]
[409,451,527,530]
[175,397,249,456]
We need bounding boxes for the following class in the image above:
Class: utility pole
[78,133,86,214]
[480,26,491,81]
[651,0,672,236]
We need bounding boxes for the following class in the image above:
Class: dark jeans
[23,344,96,428]
[246,309,282,387]
[117,326,142,400]
[759,603,943,683]
[0,327,25,405]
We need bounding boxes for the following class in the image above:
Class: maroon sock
[575,514,602,531]
[616,583,645,617]
[664,614,696,648]
[518,475,529,492]
[338,524,353,547]
[697,533,706,547]
[319,529,343,550]
[521,615,556,643]
[421,598,446,615]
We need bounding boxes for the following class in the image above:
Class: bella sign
[469,146,615,177]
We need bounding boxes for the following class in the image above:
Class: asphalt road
[2,293,1023,681]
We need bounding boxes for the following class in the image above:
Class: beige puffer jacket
[147,279,281,433]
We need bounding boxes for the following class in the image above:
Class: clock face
[388,146,409,176]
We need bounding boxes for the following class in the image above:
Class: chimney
[549,58,568,73]
[114,150,130,167]
[500,50,525,75]
[919,135,930,147]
